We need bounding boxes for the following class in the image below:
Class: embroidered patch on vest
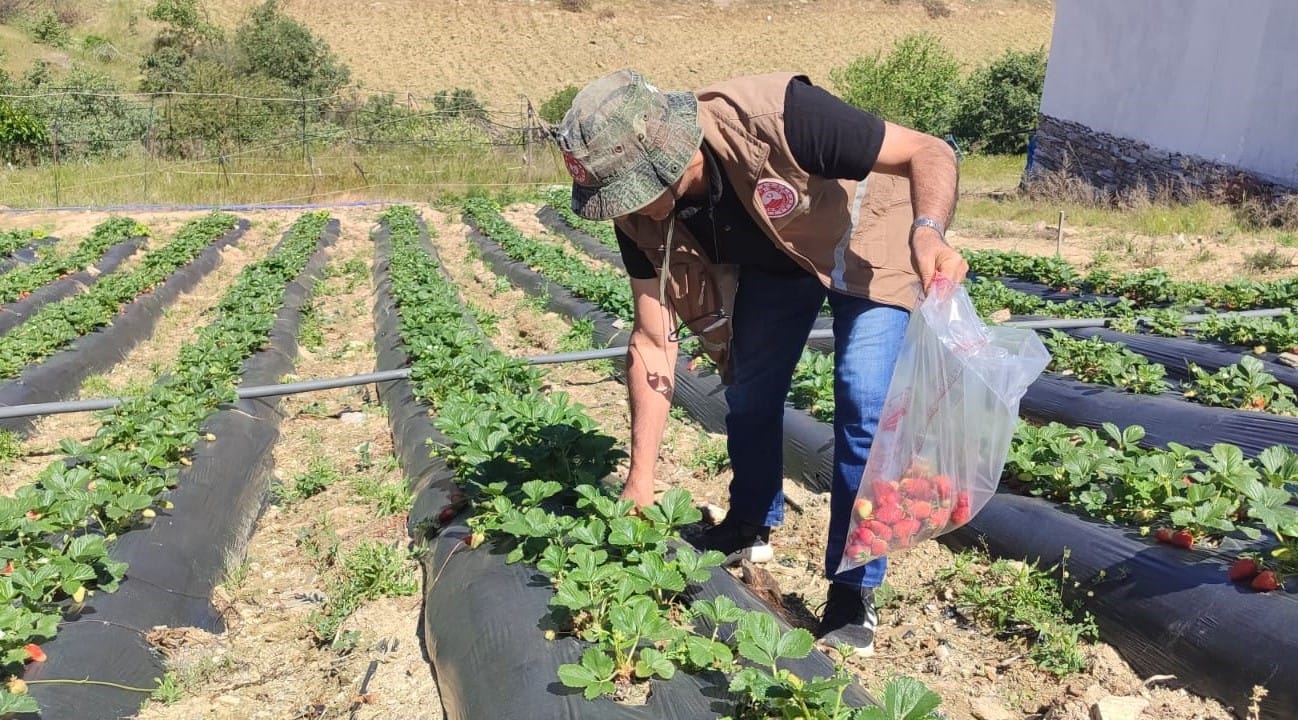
[563,151,592,185]
[756,178,798,218]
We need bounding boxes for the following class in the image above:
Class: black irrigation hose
[0,237,143,336]
[0,221,249,436]
[21,221,338,720]
[372,216,873,720]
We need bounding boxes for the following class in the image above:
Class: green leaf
[774,628,814,660]
[633,647,676,680]
[881,676,943,720]
[735,612,780,666]
[0,690,40,714]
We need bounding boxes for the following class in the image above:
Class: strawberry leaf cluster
[0,217,147,305]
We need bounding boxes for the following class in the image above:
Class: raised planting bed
[374,206,881,719]
[0,215,248,436]
[0,231,56,275]
[11,214,337,719]
[0,219,146,336]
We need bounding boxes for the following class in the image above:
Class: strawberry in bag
[839,276,1049,571]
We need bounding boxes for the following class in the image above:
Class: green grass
[954,153,1296,242]
[1,147,568,208]
[937,550,1098,676]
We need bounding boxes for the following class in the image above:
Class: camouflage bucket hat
[555,69,703,220]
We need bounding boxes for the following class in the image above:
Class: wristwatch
[910,217,946,243]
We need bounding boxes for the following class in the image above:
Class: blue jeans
[724,267,909,588]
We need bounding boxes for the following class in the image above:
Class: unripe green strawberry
[854,498,873,520]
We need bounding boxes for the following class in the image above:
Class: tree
[830,32,961,136]
[235,0,350,98]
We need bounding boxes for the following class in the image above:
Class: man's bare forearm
[625,329,676,486]
[906,139,959,229]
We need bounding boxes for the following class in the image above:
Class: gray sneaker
[816,583,877,656]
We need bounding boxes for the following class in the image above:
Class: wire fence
[0,87,564,207]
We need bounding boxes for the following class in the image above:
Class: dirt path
[137,211,443,720]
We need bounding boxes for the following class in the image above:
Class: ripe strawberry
[1228,558,1260,583]
[929,507,951,529]
[845,541,869,562]
[852,524,875,545]
[892,518,922,541]
[875,503,905,525]
[24,644,45,663]
[900,477,935,501]
[1249,396,1267,410]
[872,480,901,505]
[869,538,889,557]
[954,491,971,509]
[854,498,874,521]
[1170,529,1195,549]
[933,475,954,504]
[1153,527,1174,544]
[907,500,933,521]
[951,503,971,526]
[437,505,459,525]
[868,520,893,541]
[1251,570,1280,592]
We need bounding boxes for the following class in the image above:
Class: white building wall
[1041,0,1298,185]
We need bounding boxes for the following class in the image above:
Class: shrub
[538,84,579,124]
[433,88,487,120]
[235,0,350,98]
[830,32,960,136]
[0,99,47,164]
[28,10,71,47]
[952,47,1047,154]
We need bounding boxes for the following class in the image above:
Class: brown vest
[616,72,919,379]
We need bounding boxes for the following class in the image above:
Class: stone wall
[1028,115,1297,203]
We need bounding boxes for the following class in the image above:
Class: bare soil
[202,0,1054,110]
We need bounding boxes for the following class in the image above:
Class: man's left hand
[911,227,968,291]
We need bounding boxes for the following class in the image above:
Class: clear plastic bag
[837,276,1050,573]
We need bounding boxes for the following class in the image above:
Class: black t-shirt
[616,77,887,279]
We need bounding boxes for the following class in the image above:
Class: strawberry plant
[965,248,1298,311]
[0,217,146,305]
[379,205,943,715]
[1043,331,1168,393]
[0,229,46,258]
[1183,356,1298,414]
[0,212,237,380]
[791,349,835,421]
[1007,421,1298,544]
[464,197,633,321]
[1194,313,1298,355]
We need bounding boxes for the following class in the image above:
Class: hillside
[2,0,1055,108]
